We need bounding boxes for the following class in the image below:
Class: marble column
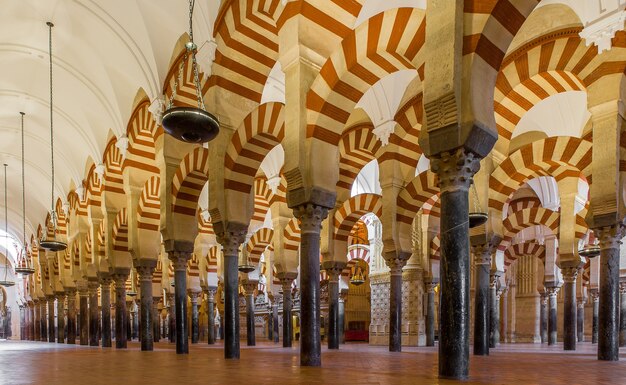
[243,282,257,346]
[167,293,176,343]
[577,299,585,343]
[33,300,40,341]
[29,303,35,341]
[267,301,273,341]
[66,290,76,344]
[591,290,599,344]
[40,301,46,341]
[500,288,508,343]
[47,296,55,343]
[547,287,558,346]
[323,262,345,350]
[540,292,548,343]
[19,306,25,340]
[562,266,578,351]
[386,256,408,352]
[190,291,200,344]
[489,274,499,349]
[217,228,246,359]
[595,225,623,361]
[56,293,65,343]
[78,286,89,345]
[100,277,112,348]
[206,288,216,345]
[338,292,346,345]
[272,302,279,343]
[169,248,192,355]
[88,281,100,346]
[472,246,491,355]
[293,204,327,367]
[279,274,295,348]
[152,297,161,343]
[431,149,480,380]
[127,302,133,341]
[112,273,128,349]
[619,282,626,348]
[426,282,436,347]
[137,264,155,351]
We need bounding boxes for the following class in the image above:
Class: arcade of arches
[1,0,626,383]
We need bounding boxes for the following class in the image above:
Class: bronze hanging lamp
[469,180,488,229]
[350,264,366,286]
[238,247,254,274]
[579,232,600,258]
[39,22,67,252]
[0,164,15,287]
[161,0,219,143]
[15,113,35,276]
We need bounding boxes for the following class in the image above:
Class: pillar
[472,246,491,355]
[100,278,112,347]
[500,288,508,343]
[152,297,160,343]
[385,256,408,352]
[577,299,585,343]
[88,281,99,347]
[78,285,89,345]
[190,291,200,344]
[66,290,76,344]
[562,266,578,351]
[167,293,175,343]
[338,291,346,345]
[137,264,155,351]
[426,282,436,347]
[29,303,35,341]
[127,301,133,341]
[547,287,558,346]
[56,294,65,343]
[323,262,345,350]
[279,274,295,348]
[293,204,327,366]
[217,228,246,359]
[592,290,599,344]
[33,300,40,341]
[47,296,55,343]
[40,300,47,342]
[112,273,128,349]
[19,306,25,340]
[243,282,256,347]
[206,288,216,345]
[267,301,273,341]
[620,283,626,347]
[595,225,623,361]
[272,301,279,343]
[540,292,548,343]
[431,149,480,380]
[168,248,192,355]
[489,274,500,349]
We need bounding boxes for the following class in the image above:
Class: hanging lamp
[238,247,255,274]
[350,264,366,286]
[579,232,600,258]
[161,0,219,143]
[0,164,15,287]
[469,180,488,228]
[39,22,67,252]
[15,113,34,276]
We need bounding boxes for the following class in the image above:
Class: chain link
[47,22,56,224]
[20,113,26,255]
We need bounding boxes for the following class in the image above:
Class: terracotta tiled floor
[0,340,625,384]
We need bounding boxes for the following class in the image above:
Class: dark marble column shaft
[167,293,175,343]
[88,282,99,346]
[243,283,256,347]
[547,288,558,346]
[113,274,128,349]
[137,265,154,351]
[29,304,35,341]
[47,297,55,343]
[280,277,294,348]
[323,264,343,350]
[489,276,498,349]
[272,302,279,343]
[426,283,436,347]
[100,280,112,348]
[294,204,327,367]
[592,292,599,344]
[79,289,89,345]
[190,291,200,344]
[33,302,40,341]
[206,289,216,345]
[152,297,160,343]
[620,284,626,347]
[562,267,578,351]
[66,291,76,344]
[540,293,548,343]
[596,225,622,361]
[387,258,406,352]
[577,300,585,343]
[56,294,65,343]
[170,252,190,354]
[473,249,491,355]
[40,301,47,341]
[338,295,346,344]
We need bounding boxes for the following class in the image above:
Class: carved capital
[322,261,347,282]
[87,281,100,294]
[472,243,494,265]
[620,282,626,295]
[217,228,246,257]
[206,288,216,302]
[426,282,437,293]
[188,291,202,304]
[111,274,128,289]
[293,203,328,234]
[561,266,579,284]
[169,251,192,271]
[136,265,155,282]
[242,281,258,296]
[594,224,625,250]
[430,147,481,193]
[386,258,407,276]
[589,289,599,301]
[546,286,560,297]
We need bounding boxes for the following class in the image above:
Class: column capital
[87,280,100,292]
[136,264,156,282]
[589,289,600,301]
[620,282,626,295]
[546,286,560,297]
[322,261,347,282]
[561,266,579,283]
[386,257,408,276]
[188,291,202,303]
[111,273,129,289]
[593,223,625,250]
[216,225,247,257]
[430,147,481,193]
[205,287,217,302]
[169,251,192,271]
[99,275,114,287]
[293,203,328,234]
[426,282,438,293]
[242,280,258,296]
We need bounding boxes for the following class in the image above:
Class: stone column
[88,281,100,346]
[99,277,112,348]
[577,299,585,343]
[167,293,175,343]
[338,291,346,345]
[540,292,548,343]
[431,149,480,380]
[591,290,599,344]
[40,300,47,341]
[112,273,128,349]
[426,282,436,347]
[66,290,76,344]
[547,287,559,346]
[127,301,133,341]
[616,281,626,347]
[19,305,25,340]
[472,246,491,355]
[242,282,257,346]
[169,250,191,355]
[47,296,55,343]
[29,303,35,341]
[278,274,296,348]
[595,225,623,361]
[78,285,89,345]
[56,294,65,343]
[152,297,160,343]
[385,256,408,352]
[33,300,39,341]
[489,274,500,349]
[267,300,273,341]
[137,264,155,351]
[272,301,279,343]
[500,287,508,343]
[190,291,201,344]
[322,262,345,350]
[206,288,216,345]
[293,204,327,366]
[561,266,579,351]
[217,228,246,359]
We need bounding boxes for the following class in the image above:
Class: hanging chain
[47,22,56,228]
[20,112,27,263]
[3,164,8,280]
[470,180,482,212]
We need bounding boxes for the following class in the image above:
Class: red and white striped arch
[102,137,125,197]
[342,244,371,277]
[153,259,163,285]
[206,245,220,274]
[197,209,215,236]
[113,208,129,253]
[137,175,160,232]
[248,227,274,265]
[171,147,210,217]
[283,217,300,252]
[498,207,560,252]
[163,48,211,109]
[85,162,102,209]
[506,196,541,217]
[252,177,273,223]
[123,98,161,173]
[337,124,381,201]
[333,193,382,242]
[504,241,545,268]
[430,235,440,261]
[396,170,439,253]
[188,252,200,278]
[489,137,592,212]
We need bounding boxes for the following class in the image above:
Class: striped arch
[582,260,590,285]
[188,252,200,278]
[224,102,285,221]
[506,197,541,216]
[113,208,129,252]
[72,241,80,272]
[348,219,368,246]
[489,137,592,212]
[67,190,87,218]
[54,198,68,239]
[337,124,381,197]
[396,170,439,253]
[123,97,161,173]
[171,147,210,216]
[136,175,161,259]
[247,227,274,265]
[197,209,215,236]
[85,232,93,265]
[342,245,371,277]
[211,0,280,102]
[382,92,423,175]
[102,137,125,196]
[333,194,382,242]
[153,259,163,285]
[206,246,220,274]
[504,241,545,267]
[283,217,300,252]
[307,8,425,144]
[85,163,102,209]
[499,207,560,251]
[163,47,211,109]
[430,235,440,261]
[252,177,272,222]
